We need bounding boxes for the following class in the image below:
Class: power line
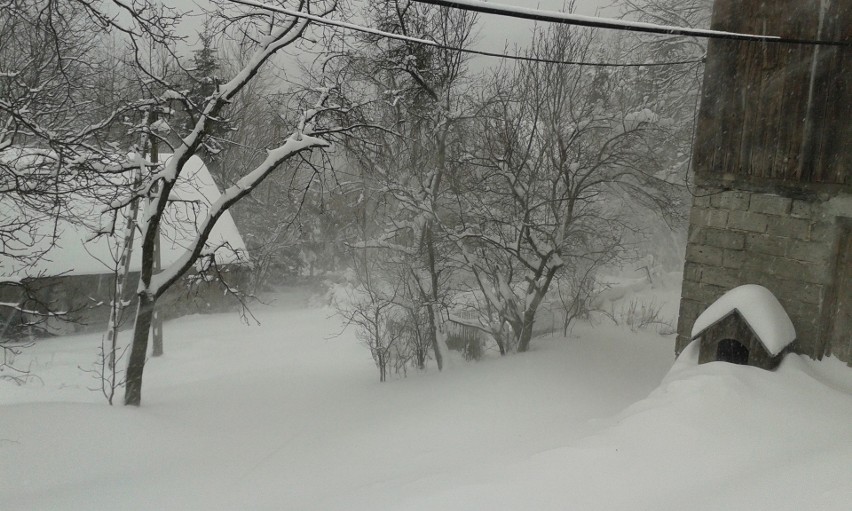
[228,0,704,68]
[436,44,703,68]
[413,0,852,48]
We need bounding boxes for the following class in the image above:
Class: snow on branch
[149,131,329,296]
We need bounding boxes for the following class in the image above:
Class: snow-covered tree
[104,0,350,406]
[455,23,680,353]
[617,0,713,268]
[329,0,478,371]
[1,1,167,373]
[0,0,154,270]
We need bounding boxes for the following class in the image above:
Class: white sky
[165,0,614,51]
[154,0,615,81]
[461,1,615,51]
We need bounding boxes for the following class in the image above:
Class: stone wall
[676,186,852,364]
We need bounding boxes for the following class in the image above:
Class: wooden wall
[694,0,851,186]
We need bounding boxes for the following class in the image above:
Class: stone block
[685,244,723,266]
[790,199,819,219]
[749,274,823,307]
[687,224,704,244]
[690,207,729,229]
[710,190,750,211]
[779,299,820,326]
[773,256,831,284]
[697,283,728,304]
[722,249,747,269]
[786,239,830,264]
[809,221,837,243]
[680,280,703,302]
[827,194,852,219]
[766,216,811,240]
[676,299,703,340]
[692,194,712,208]
[746,234,788,257]
[705,209,730,229]
[804,263,833,285]
[727,210,769,233]
[704,228,745,250]
[771,257,810,281]
[777,280,824,306]
[688,206,706,227]
[749,194,792,216]
[677,298,702,322]
[681,281,727,306]
[699,266,742,289]
[743,254,778,275]
[683,262,704,283]
[748,273,785,295]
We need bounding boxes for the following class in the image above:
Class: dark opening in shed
[716,339,749,365]
[694,311,784,369]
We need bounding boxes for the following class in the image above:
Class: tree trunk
[516,308,538,353]
[426,303,443,371]
[149,126,164,358]
[124,293,156,406]
[516,270,558,352]
[517,320,534,352]
[150,229,163,357]
[494,334,506,356]
[490,319,507,355]
[415,329,427,370]
[378,351,386,382]
[423,224,444,371]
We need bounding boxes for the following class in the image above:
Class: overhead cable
[413,0,852,48]
[228,0,704,68]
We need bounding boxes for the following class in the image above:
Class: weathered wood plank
[694,0,850,186]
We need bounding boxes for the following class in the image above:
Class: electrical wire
[413,0,852,48]
[228,0,705,68]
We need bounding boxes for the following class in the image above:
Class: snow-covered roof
[0,153,248,279]
[690,284,796,356]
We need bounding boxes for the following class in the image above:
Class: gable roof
[690,284,796,356]
[1,153,248,279]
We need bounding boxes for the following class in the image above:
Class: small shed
[0,153,249,337]
[690,285,796,370]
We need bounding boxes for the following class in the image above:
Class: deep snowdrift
[1,287,850,511]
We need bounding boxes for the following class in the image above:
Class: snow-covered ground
[1,282,850,510]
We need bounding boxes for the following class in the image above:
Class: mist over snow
[2,280,850,510]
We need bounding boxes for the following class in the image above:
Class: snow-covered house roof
[0,152,248,280]
[690,284,796,356]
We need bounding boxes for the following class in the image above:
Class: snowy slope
[1,286,850,511]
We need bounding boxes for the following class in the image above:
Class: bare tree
[1,2,155,380]
[0,1,149,270]
[334,255,409,382]
[106,0,365,406]
[330,0,478,371]
[617,0,712,268]
[554,251,610,336]
[455,23,679,352]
